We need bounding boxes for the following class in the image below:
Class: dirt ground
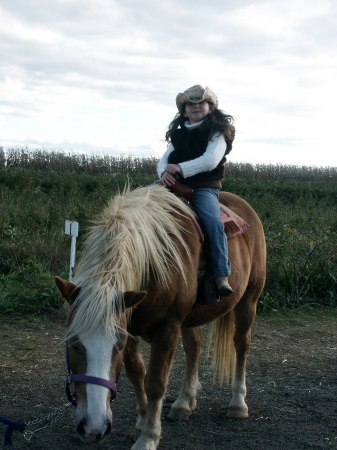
[1,310,336,450]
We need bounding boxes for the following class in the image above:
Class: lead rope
[0,354,74,448]
[22,402,73,442]
[0,402,72,448]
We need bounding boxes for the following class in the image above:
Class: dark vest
[168,122,230,189]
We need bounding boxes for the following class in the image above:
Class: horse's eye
[69,341,81,352]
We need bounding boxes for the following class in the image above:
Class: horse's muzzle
[77,419,112,444]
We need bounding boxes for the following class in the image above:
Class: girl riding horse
[158,85,235,297]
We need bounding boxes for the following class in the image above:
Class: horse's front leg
[124,336,148,440]
[168,326,202,420]
[132,322,181,450]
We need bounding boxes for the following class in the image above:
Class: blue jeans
[192,188,231,276]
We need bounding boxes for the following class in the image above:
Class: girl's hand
[161,170,177,187]
[161,164,182,186]
[165,164,182,175]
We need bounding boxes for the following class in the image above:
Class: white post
[65,220,79,281]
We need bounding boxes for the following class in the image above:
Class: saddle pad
[220,204,251,239]
[192,204,251,242]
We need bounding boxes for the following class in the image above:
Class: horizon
[1,146,336,170]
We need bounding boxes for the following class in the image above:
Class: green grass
[1,149,336,314]
[257,303,337,325]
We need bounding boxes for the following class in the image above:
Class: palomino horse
[55,185,266,450]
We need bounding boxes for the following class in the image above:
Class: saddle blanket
[220,204,251,239]
[191,204,250,243]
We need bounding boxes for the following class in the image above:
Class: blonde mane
[67,185,195,339]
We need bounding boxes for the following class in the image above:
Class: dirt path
[1,310,336,449]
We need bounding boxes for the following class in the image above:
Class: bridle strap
[66,377,77,406]
[70,374,117,395]
[65,336,122,407]
[65,366,122,407]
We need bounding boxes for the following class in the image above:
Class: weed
[0,150,336,314]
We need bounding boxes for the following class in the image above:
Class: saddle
[156,180,251,306]
[165,180,250,241]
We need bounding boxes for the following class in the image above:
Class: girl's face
[184,101,211,124]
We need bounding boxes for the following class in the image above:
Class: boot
[214,276,233,297]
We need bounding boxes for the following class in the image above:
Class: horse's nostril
[106,422,112,436]
[83,433,101,444]
[77,419,86,437]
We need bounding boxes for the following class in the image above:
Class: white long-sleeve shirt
[157,120,227,179]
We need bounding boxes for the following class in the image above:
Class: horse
[55,184,266,450]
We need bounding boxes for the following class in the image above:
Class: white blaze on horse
[55,185,266,450]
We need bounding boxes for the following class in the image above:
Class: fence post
[64,221,79,281]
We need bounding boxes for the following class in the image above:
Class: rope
[0,416,26,449]
[0,402,72,448]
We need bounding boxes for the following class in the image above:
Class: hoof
[134,428,141,441]
[227,406,249,418]
[167,407,192,420]
[131,435,159,450]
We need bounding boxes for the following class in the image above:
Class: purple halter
[65,338,122,407]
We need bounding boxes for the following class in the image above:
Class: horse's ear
[124,291,147,309]
[55,276,81,306]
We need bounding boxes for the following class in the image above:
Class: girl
[157,84,235,297]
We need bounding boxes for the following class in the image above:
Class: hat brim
[176,86,218,111]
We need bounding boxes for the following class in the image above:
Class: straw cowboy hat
[176,85,218,112]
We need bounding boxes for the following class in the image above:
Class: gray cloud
[0,0,336,166]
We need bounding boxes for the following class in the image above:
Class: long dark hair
[165,104,235,144]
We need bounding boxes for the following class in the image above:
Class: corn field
[1,147,336,180]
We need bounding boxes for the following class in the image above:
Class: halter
[65,338,122,407]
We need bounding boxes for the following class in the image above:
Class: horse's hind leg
[228,293,257,418]
[124,336,148,441]
[168,326,202,420]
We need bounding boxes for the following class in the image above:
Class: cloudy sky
[1,0,336,167]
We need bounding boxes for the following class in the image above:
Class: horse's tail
[208,309,236,386]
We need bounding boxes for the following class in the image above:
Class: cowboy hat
[176,85,218,112]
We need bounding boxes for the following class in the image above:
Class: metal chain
[23,402,72,442]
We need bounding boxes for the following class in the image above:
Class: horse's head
[55,276,146,444]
